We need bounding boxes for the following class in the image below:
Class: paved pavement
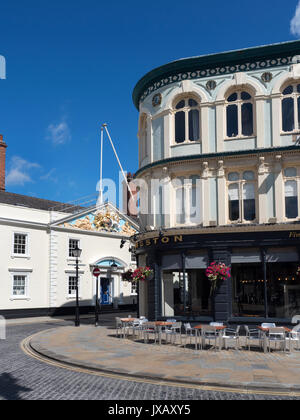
[30,322,300,394]
[0,315,299,400]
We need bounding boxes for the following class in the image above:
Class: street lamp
[110,260,118,271]
[73,245,82,327]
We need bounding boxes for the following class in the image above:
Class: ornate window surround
[224,88,256,140]
[283,166,300,221]
[280,81,300,135]
[171,94,201,146]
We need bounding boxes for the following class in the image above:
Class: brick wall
[0,135,7,191]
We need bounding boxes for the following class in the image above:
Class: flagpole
[99,125,104,205]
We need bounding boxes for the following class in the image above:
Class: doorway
[100,278,111,305]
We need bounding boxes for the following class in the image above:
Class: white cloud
[40,168,58,183]
[6,156,41,186]
[46,119,71,145]
[291,1,300,37]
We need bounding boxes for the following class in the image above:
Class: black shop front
[134,228,300,325]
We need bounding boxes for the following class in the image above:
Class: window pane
[285,180,298,219]
[175,111,185,143]
[231,264,265,318]
[188,109,200,141]
[242,102,253,136]
[241,91,251,100]
[229,184,240,221]
[267,262,300,319]
[243,183,256,221]
[282,98,294,132]
[297,85,300,94]
[227,93,238,102]
[14,234,26,255]
[176,187,185,224]
[228,172,239,182]
[176,100,185,110]
[284,167,297,177]
[13,275,26,296]
[243,171,255,181]
[227,105,238,137]
[190,176,201,223]
[283,86,293,95]
[188,99,198,107]
[69,239,79,257]
[68,277,77,295]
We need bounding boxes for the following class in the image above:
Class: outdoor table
[258,326,291,353]
[194,325,226,351]
[120,318,136,338]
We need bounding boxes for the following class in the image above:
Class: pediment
[53,203,139,237]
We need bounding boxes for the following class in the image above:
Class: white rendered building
[0,138,138,318]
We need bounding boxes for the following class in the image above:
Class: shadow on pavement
[0,372,31,400]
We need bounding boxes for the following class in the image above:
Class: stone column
[274,155,284,223]
[217,160,227,226]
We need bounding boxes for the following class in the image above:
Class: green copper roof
[132,40,300,110]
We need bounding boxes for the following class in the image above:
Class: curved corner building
[133,40,300,324]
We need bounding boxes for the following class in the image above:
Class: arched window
[226,91,254,138]
[228,171,256,222]
[284,167,298,219]
[174,98,200,144]
[281,84,300,133]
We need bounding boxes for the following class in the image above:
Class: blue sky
[1,0,300,206]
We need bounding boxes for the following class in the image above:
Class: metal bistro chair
[200,325,220,350]
[286,324,300,351]
[267,327,287,352]
[183,323,197,348]
[244,326,263,351]
[163,322,182,345]
[131,318,148,340]
[221,326,241,350]
[115,317,125,338]
[142,322,159,344]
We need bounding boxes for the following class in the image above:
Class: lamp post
[73,245,82,327]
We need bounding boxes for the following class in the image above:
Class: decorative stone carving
[202,162,209,179]
[258,157,266,175]
[217,160,225,178]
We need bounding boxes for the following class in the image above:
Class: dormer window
[226,91,254,138]
[281,84,300,133]
[174,98,200,144]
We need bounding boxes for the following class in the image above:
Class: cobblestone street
[0,316,299,400]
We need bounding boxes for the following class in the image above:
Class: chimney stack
[0,135,7,191]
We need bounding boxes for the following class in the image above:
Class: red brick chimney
[0,134,7,191]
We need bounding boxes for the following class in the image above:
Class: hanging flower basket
[131,267,153,283]
[122,270,133,282]
[206,262,231,296]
